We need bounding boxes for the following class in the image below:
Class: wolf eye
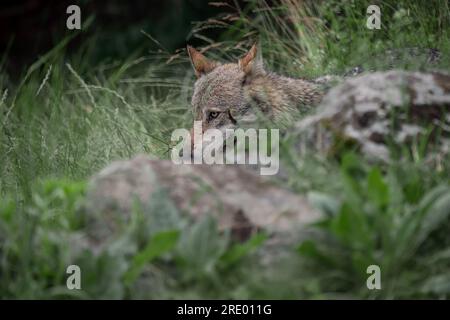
[208,111,220,121]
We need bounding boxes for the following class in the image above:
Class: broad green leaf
[416,190,450,246]
[220,232,267,267]
[367,167,389,208]
[124,230,179,284]
[176,216,228,276]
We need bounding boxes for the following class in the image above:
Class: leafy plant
[298,153,450,298]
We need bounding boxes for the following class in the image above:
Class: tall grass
[0,0,450,298]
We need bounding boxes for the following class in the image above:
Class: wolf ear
[187,45,218,78]
[238,43,264,77]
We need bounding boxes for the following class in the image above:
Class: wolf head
[187,44,265,137]
[184,44,321,163]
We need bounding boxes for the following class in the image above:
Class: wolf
[186,43,324,138]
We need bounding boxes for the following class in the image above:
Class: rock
[84,155,321,247]
[295,70,450,161]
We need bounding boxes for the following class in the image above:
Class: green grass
[1,0,450,299]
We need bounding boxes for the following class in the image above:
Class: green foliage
[0,180,86,298]
[124,230,180,285]
[0,179,270,299]
[297,153,450,298]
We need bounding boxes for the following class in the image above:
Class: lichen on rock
[295,71,450,161]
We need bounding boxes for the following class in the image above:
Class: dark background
[0,0,243,73]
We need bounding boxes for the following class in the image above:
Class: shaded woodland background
[0,0,242,74]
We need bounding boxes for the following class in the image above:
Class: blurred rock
[296,71,450,161]
[85,155,321,246]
